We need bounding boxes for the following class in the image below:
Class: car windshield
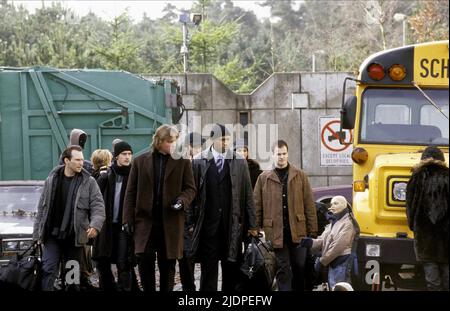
[360,88,449,146]
[0,185,43,214]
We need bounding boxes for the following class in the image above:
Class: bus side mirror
[341,96,357,129]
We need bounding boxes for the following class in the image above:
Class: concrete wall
[144,72,355,188]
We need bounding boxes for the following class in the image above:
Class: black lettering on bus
[420,59,429,78]
[430,59,440,78]
[442,58,449,78]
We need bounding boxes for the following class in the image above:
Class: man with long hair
[123,125,196,291]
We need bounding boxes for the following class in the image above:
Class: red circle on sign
[321,120,353,152]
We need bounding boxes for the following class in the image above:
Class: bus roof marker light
[367,63,385,81]
[389,64,407,81]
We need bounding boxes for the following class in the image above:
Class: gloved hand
[247,229,259,237]
[122,223,134,236]
[314,257,323,272]
[171,199,183,211]
[308,233,318,239]
[299,237,313,248]
[188,225,194,236]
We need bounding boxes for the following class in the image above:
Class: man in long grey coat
[33,145,105,291]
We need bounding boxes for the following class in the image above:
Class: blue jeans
[328,256,352,289]
[41,237,83,291]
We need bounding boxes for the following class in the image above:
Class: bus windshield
[360,88,449,146]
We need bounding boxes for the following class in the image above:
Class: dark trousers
[274,242,307,291]
[199,229,241,291]
[137,225,176,292]
[95,225,139,291]
[96,259,139,291]
[41,237,83,291]
[200,257,241,291]
[178,255,196,291]
[79,246,94,289]
[423,262,449,291]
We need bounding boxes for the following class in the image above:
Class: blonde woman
[91,149,113,180]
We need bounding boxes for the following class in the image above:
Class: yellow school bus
[340,41,449,290]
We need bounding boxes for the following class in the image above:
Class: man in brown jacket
[123,125,196,291]
[254,140,318,291]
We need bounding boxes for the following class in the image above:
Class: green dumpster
[0,67,180,180]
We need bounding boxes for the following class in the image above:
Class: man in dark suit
[123,125,196,291]
[190,124,258,291]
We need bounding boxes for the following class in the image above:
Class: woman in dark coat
[235,144,263,189]
[406,146,448,291]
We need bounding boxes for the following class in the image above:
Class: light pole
[179,14,190,73]
[179,13,202,74]
[312,50,325,72]
[268,16,281,73]
[394,13,407,46]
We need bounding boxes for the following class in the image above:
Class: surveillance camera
[191,13,202,25]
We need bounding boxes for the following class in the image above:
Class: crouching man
[33,145,106,291]
[300,195,357,289]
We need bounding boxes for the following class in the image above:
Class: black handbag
[0,241,42,291]
[240,236,277,290]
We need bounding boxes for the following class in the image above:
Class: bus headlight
[392,182,407,201]
[19,240,34,250]
[366,244,381,257]
[3,241,19,251]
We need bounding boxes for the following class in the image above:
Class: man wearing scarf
[254,140,318,291]
[33,145,105,291]
[300,196,358,290]
[92,141,139,291]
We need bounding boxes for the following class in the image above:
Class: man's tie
[216,155,223,173]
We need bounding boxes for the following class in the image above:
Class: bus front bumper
[356,236,417,265]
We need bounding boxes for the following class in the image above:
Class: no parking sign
[319,117,353,166]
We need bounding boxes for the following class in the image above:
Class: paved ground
[173,263,208,291]
[89,261,219,291]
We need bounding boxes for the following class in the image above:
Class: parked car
[0,181,43,266]
[313,184,352,205]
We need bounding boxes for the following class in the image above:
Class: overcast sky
[11,0,299,21]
